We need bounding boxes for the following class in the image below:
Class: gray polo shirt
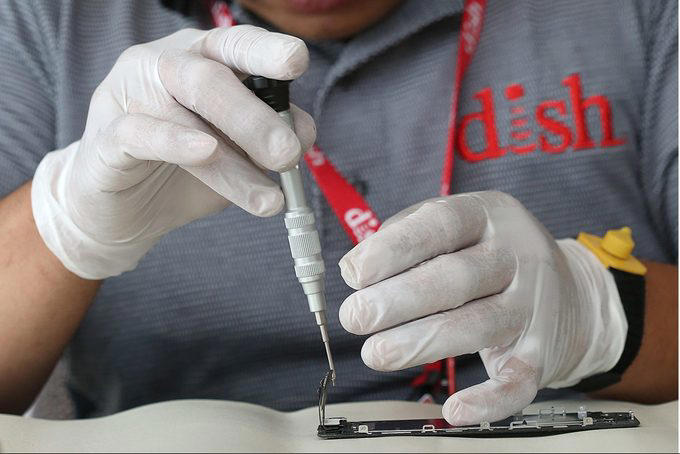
[0,0,676,417]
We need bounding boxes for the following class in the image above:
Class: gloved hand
[32,25,316,279]
[338,191,627,425]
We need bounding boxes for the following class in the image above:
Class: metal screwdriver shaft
[245,76,336,383]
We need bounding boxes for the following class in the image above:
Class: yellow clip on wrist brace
[577,227,647,276]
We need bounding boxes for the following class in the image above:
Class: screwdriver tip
[319,324,336,385]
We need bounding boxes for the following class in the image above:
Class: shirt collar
[314,0,463,115]
[331,0,462,74]
[228,0,463,115]
[229,0,462,64]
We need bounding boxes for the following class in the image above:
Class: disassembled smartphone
[317,372,640,439]
[317,409,639,439]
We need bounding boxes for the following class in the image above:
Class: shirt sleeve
[0,1,57,198]
[639,0,678,261]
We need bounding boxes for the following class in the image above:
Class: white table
[1,399,676,452]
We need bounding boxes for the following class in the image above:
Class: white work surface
[1,399,677,452]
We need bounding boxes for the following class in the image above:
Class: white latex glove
[32,25,316,279]
[338,191,627,425]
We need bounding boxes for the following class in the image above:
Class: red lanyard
[209,0,487,396]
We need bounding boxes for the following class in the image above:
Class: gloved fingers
[187,104,312,216]
[193,25,309,79]
[339,195,487,289]
[182,135,285,217]
[379,197,441,230]
[360,293,524,372]
[153,169,234,228]
[339,242,516,335]
[195,102,315,177]
[158,49,307,172]
[98,113,219,170]
[97,114,284,216]
[442,357,538,426]
[290,103,317,154]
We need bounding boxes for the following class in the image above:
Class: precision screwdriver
[245,76,336,383]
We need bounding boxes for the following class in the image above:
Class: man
[0,0,676,423]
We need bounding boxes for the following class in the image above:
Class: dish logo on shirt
[457,73,626,161]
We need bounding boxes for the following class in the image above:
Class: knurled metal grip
[288,231,322,260]
[287,220,322,259]
[285,209,325,280]
[284,212,316,229]
[295,262,325,279]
